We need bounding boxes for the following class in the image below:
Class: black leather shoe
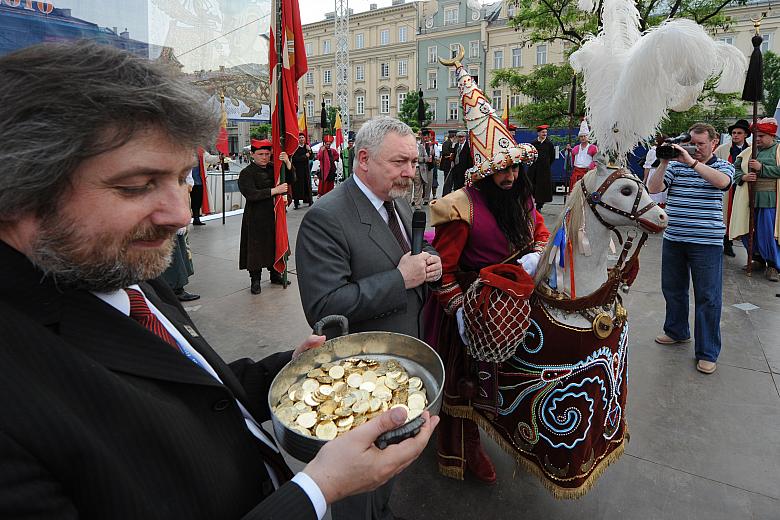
[250,279,262,294]
[192,218,206,226]
[723,237,735,257]
[174,290,200,302]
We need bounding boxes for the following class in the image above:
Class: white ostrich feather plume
[569,0,747,161]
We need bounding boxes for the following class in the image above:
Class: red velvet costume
[425,185,549,481]
[316,146,339,196]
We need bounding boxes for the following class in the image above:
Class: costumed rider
[425,56,549,484]
[238,138,292,294]
[316,135,340,197]
[730,117,780,282]
[567,119,598,193]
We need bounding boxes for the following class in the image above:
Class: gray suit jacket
[296,176,436,339]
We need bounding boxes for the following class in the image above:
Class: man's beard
[29,213,176,292]
[389,177,413,199]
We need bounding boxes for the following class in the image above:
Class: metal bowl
[268,316,445,462]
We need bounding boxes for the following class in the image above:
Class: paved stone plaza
[185,201,780,520]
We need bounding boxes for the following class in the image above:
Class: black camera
[656,133,697,160]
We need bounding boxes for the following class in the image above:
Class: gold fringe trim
[438,463,465,481]
[441,403,627,500]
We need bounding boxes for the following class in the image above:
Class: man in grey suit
[296,117,442,519]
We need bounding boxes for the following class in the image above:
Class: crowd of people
[1,39,778,519]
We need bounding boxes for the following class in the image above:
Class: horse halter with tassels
[581,168,657,232]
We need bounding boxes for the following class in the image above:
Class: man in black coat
[239,139,292,293]
[444,130,473,195]
[527,124,556,210]
[292,132,314,208]
[0,41,437,520]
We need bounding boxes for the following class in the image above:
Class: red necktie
[124,288,179,350]
[383,200,410,253]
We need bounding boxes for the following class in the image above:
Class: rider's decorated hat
[441,51,538,185]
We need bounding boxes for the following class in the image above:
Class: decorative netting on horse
[463,264,535,362]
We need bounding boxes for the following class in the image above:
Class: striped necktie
[124,288,179,350]
[383,200,410,254]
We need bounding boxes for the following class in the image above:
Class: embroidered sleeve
[532,211,550,254]
[431,220,470,316]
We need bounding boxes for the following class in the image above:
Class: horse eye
[621,186,633,196]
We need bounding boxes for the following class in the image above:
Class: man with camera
[647,123,734,375]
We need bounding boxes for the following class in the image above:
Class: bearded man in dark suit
[0,42,437,520]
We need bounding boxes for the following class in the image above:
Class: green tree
[763,51,780,118]
[398,91,433,133]
[250,123,271,139]
[658,84,747,136]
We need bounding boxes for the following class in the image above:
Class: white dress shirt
[353,173,411,245]
[92,285,326,520]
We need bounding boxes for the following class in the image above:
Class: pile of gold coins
[273,357,428,441]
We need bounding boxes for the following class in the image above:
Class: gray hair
[0,40,219,221]
[354,116,414,157]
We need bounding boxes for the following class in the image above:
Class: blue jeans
[661,239,723,362]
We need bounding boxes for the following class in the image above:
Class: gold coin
[319,385,333,396]
[408,393,426,411]
[296,411,318,429]
[336,415,354,428]
[407,377,423,390]
[275,406,298,424]
[302,378,319,393]
[315,421,338,440]
[396,373,409,384]
[332,381,348,396]
[407,408,423,421]
[328,365,345,380]
[385,378,399,390]
[334,407,353,417]
[304,393,319,407]
[290,426,311,436]
[346,373,363,388]
[352,401,370,415]
[386,370,401,380]
[359,381,376,392]
[369,398,382,412]
[293,401,310,412]
[362,370,378,383]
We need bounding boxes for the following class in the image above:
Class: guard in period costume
[316,135,339,196]
[715,119,751,257]
[291,132,313,208]
[730,117,780,282]
[239,139,293,293]
[425,55,549,484]
[527,124,556,210]
[568,120,598,192]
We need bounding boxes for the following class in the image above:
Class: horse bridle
[580,168,657,234]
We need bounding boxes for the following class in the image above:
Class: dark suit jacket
[0,241,315,520]
[296,176,436,339]
[450,141,473,192]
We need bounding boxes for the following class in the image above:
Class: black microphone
[411,210,426,255]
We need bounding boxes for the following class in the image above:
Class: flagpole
[275,0,290,288]
[220,92,227,226]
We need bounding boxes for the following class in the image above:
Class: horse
[461,160,668,498]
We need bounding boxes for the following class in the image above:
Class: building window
[305,71,314,86]
[468,66,479,86]
[512,47,522,67]
[355,33,364,49]
[398,91,407,110]
[323,69,331,85]
[305,42,313,56]
[469,40,480,58]
[380,29,390,45]
[510,93,521,107]
[323,40,331,54]
[427,70,437,89]
[355,64,364,81]
[492,90,503,111]
[717,36,734,46]
[762,33,772,53]
[449,70,458,88]
[356,95,365,115]
[381,93,390,114]
[448,100,459,120]
[494,49,504,68]
[429,101,437,121]
[380,62,390,78]
[450,43,461,58]
[444,6,459,25]
[306,99,314,117]
[398,59,408,77]
[399,26,407,43]
[324,97,332,109]
[428,46,438,64]
[536,44,547,65]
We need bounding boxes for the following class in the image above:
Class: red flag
[269,0,308,274]
[196,148,211,214]
[216,101,229,155]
